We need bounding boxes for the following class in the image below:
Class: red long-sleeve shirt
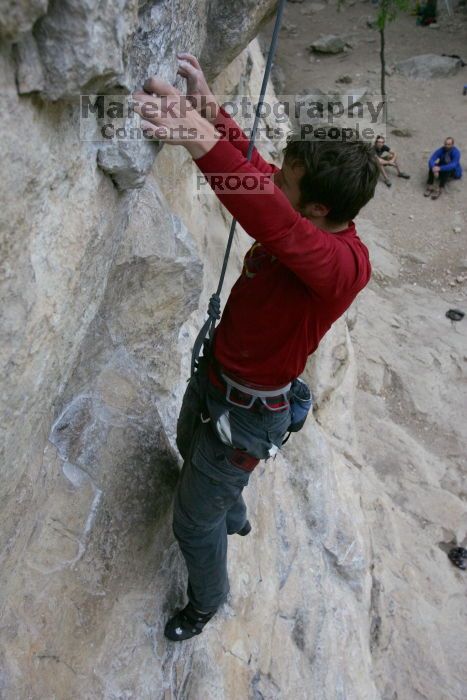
[193,107,372,387]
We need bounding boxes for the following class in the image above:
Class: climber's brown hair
[283,126,380,223]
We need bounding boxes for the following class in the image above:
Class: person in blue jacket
[425,137,462,199]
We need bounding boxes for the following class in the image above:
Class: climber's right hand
[133,77,220,159]
[176,53,220,123]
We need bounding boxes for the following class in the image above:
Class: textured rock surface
[346,220,467,700]
[309,34,347,54]
[394,53,463,79]
[199,0,278,81]
[10,0,277,191]
[97,139,163,190]
[12,0,277,101]
[0,0,47,40]
[1,3,466,700]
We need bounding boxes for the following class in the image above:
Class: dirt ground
[261,0,467,295]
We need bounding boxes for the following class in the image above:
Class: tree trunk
[380,26,387,122]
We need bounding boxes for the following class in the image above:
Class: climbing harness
[221,373,291,411]
[190,0,287,376]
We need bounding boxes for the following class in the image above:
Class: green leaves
[377,0,411,29]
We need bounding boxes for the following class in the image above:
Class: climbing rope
[190,0,287,375]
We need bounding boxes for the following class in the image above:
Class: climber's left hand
[132,77,220,158]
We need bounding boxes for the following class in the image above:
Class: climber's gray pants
[173,371,290,613]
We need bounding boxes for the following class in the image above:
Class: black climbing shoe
[448,547,467,570]
[164,602,217,641]
[237,520,252,536]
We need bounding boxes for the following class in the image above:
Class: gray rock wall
[1,2,466,699]
[0,23,376,685]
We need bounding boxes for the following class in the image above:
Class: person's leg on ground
[439,170,451,189]
[378,160,391,187]
[391,158,410,179]
[425,167,435,196]
[431,170,450,199]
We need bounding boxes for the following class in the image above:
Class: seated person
[417,0,438,26]
[374,135,410,187]
[425,136,463,199]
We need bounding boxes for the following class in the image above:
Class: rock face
[9,0,276,194]
[11,0,277,101]
[97,140,163,191]
[347,220,467,700]
[394,53,464,79]
[1,3,466,700]
[0,0,47,40]
[199,0,278,81]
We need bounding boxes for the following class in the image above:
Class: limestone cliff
[1,1,466,699]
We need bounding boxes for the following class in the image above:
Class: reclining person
[133,53,380,642]
[374,134,410,187]
[425,137,462,199]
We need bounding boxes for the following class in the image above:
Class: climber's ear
[303,201,331,218]
[143,76,180,96]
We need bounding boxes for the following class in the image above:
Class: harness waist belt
[220,372,291,398]
[208,364,291,412]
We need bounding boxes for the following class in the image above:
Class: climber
[133,53,380,642]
